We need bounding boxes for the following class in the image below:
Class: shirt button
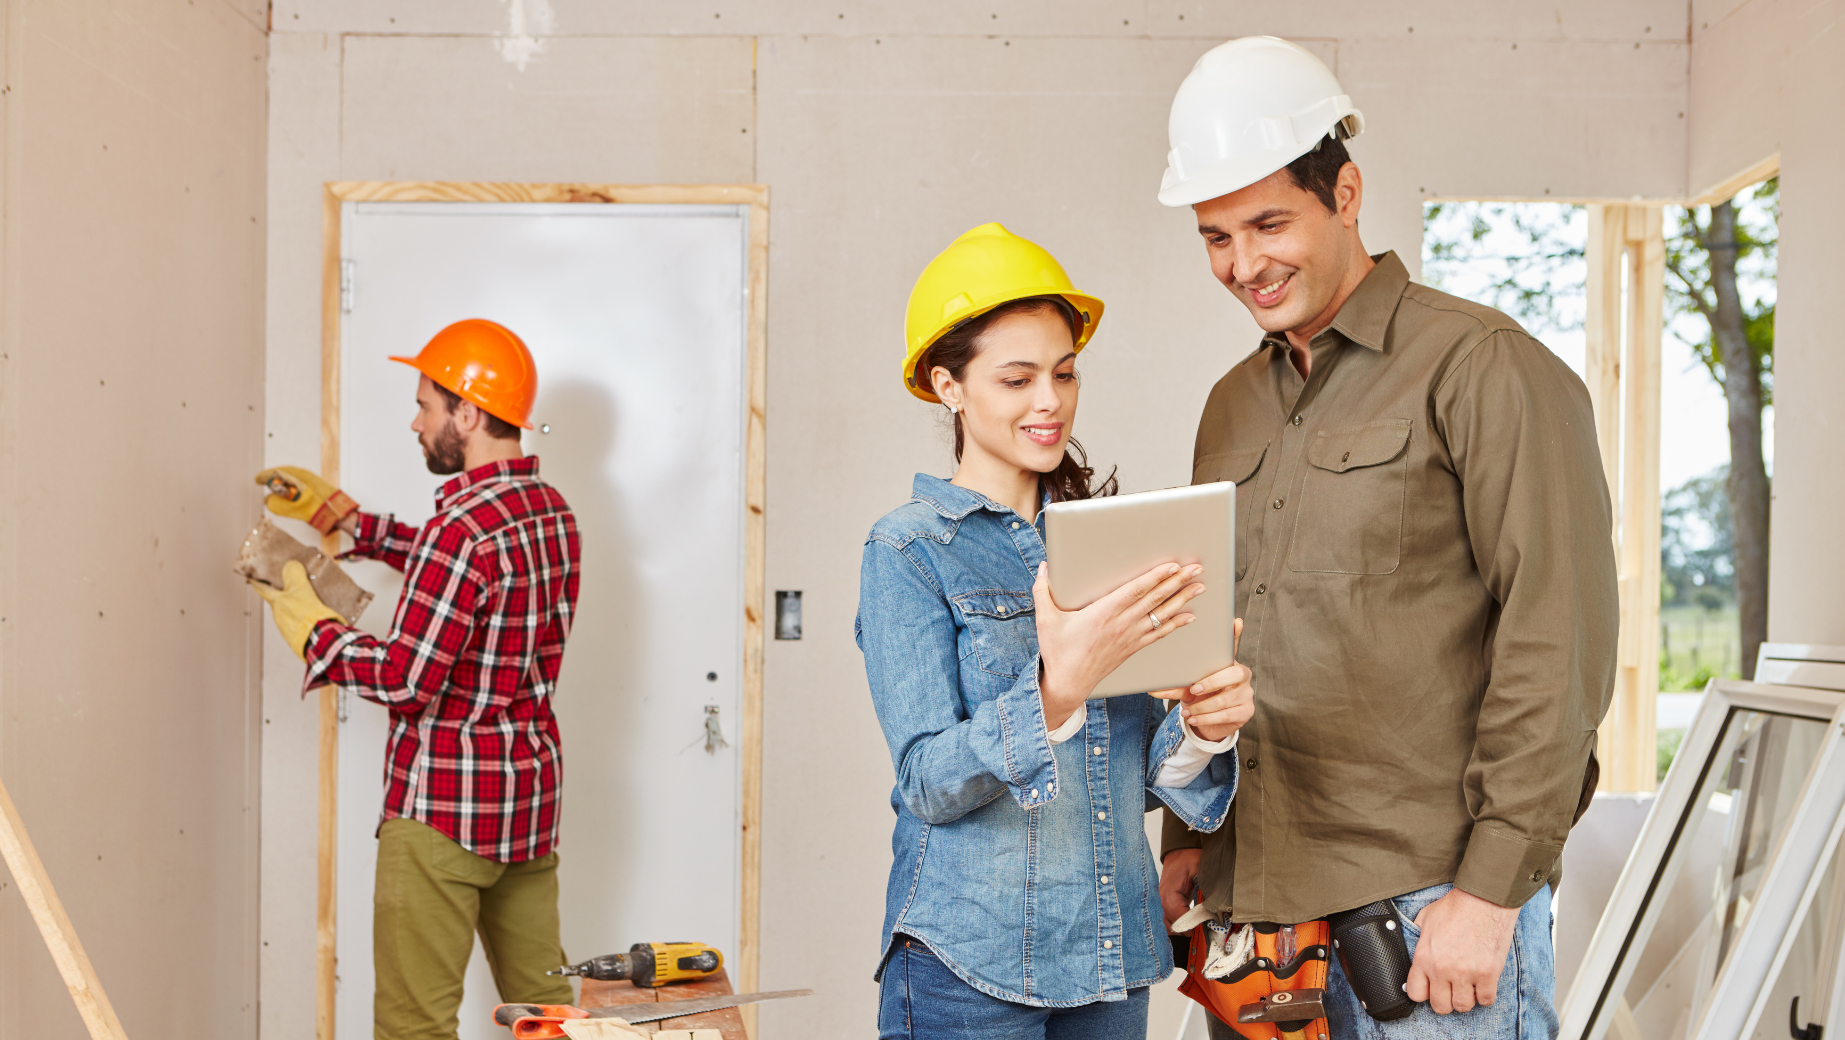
[1031,789,1040,799]
[1272,498,1284,509]
[1093,746,1104,756]
[997,606,1007,615]
[1291,415,1303,426]
[1103,940,1114,949]
[1047,783,1055,793]
[1246,757,1258,770]
[1100,875,1111,884]
[1530,870,1546,883]
[1012,521,1020,529]
[1255,583,1267,595]
[1097,812,1107,821]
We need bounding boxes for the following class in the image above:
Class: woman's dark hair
[919,295,1118,502]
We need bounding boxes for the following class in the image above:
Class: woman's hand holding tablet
[1031,559,1205,729]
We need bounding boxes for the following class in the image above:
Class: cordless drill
[550,942,723,988]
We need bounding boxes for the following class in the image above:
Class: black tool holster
[1324,900,1416,1021]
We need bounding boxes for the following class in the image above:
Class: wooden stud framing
[315,182,769,1038]
[1585,203,1665,793]
[0,779,130,1040]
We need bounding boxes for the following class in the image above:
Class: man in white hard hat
[1154,37,1618,1036]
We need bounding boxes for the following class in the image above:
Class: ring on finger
[1148,610,1163,630]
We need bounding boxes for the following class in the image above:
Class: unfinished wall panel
[1145,0,1687,41]
[0,1,267,1039]
[261,31,345,1040]
[1344,36,1689,203]
[338,35,756,185]
[1690,0,1845,647]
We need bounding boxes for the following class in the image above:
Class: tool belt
[1175,899,1417,1034]
[1176,918,1331,1040]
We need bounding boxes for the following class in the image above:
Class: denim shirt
[856,474,1238,1007]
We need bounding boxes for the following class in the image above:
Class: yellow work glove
[251,561,347,661]
[254,465,360,535]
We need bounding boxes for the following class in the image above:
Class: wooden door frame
[315,181,769,1040]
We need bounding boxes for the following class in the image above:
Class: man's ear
[1335,161,1364,228]
[453,398,484,433]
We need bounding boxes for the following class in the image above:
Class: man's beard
[422,418,467,475]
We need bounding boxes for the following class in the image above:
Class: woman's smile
[1021,422,1064,447]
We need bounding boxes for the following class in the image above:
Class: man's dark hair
[433,382,522,441]
[1284,135,1352,214]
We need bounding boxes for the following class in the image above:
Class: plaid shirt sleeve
[340,511,423,573]
[305,517,485,713]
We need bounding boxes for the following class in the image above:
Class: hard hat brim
[903,289,1105,403]
[391,354,538,430]
[1158,141,1324,208]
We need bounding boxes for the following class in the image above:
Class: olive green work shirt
[1161,251,1618,923]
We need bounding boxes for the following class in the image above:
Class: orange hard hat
[391,319,537,430]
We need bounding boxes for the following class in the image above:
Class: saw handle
[491,1003,588,1040]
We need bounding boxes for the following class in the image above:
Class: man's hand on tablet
[1152,618,1253,742]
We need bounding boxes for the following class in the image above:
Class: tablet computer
[1043,482,1235,698]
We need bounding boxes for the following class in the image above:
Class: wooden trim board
[316,182,769,1039]
[0,778,130,1040]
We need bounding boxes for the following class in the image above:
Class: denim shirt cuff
[988,663,1059,811]
[1147,707,1235,832]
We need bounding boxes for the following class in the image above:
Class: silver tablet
[1043,482,1235,698]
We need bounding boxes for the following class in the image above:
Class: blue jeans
[1206,885,1557,1040]
[879,937,1151,1039]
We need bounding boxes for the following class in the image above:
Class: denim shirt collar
[910,472,1049,523]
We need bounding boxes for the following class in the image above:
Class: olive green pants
[374,819,573,1040]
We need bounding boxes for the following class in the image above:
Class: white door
[334,201,749,1040]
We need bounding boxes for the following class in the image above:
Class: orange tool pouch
[1177,920,1331,1040]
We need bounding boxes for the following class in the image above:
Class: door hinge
[340,259,356,313]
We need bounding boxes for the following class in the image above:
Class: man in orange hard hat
[252,318,582,1040]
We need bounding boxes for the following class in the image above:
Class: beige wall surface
[263,4,1688,1038]
[0,1,268,1039]
[1690,0,1845,646]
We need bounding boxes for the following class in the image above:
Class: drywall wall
[0,1,268,1039]
[1689,0,1845,646]
[263,4,1689,1037]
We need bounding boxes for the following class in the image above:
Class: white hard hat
[1158,37,1364,208]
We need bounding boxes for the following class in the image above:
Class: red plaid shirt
[304,456,580,863]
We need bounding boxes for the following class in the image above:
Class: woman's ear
[930,366,962,414]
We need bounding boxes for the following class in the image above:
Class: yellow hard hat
[902,223,1104,402]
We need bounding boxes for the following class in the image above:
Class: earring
[946,404,958,414]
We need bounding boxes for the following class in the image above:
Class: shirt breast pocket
[1194,443,1268,581]
[954,590,1038,679]
[1289,419,1413,575]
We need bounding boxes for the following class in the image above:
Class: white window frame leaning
[1559,664,1845,1040]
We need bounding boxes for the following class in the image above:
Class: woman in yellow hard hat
[856,224,1248,1037]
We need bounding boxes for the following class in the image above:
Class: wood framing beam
[1588,204,1665,794]
[1583,206,1624,490]
[0,778,130,1040]
[316,184,343,1040]
[1687,154,1781,208]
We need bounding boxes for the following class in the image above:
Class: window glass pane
[1610,710,1829,1036]
[1748,832,1845,1038]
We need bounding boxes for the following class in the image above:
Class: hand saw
[494,989,813,1038]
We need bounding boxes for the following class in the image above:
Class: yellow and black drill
[549,942,723,988]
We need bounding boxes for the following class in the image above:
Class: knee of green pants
[478,850,573,1005]
[373,819,498,1040]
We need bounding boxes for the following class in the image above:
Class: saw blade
[586,989,813,1025]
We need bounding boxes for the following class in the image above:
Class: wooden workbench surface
[579,969,747,1039]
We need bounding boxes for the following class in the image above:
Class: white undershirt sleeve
[1153,716,1238,788]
